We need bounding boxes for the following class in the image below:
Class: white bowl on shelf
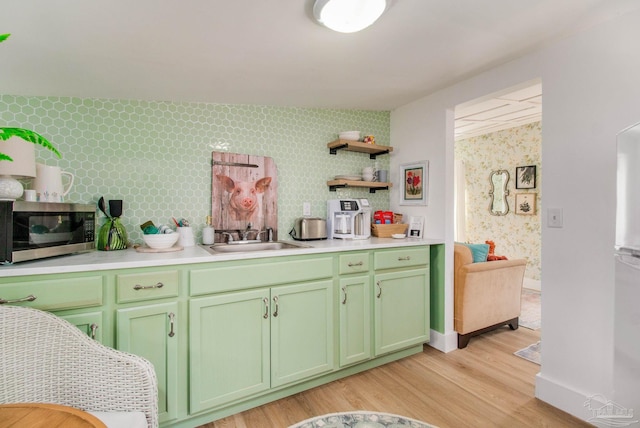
[142,232,179,249]
[339,131,360,141]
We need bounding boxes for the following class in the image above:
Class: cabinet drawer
[338,252,370,274]
[374,246,430,271]
[0,276,103,311]
[116,270,179,303]
[190,256,333,296]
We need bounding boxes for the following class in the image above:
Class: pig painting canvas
[216,175,272,221]
[212,152,278,242]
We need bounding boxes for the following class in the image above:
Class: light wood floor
[201,327,590,428]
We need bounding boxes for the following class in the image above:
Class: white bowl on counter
[142,232,179,249]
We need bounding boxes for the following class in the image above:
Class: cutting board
[135,245,184,253]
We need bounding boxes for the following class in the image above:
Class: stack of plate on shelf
[334,175,362,181]
[339,131,360,141]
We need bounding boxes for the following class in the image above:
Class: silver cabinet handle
[398,256,411,261]
[342,286,347,305]
[376,281,382,298]
[273,296,279,317]
[90,323,98,340]
[348,261,363,267]
[168,312,176,337]
[263,297,269,319]
[133,282,164,290]
[0,294,37,304]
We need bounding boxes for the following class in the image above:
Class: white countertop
[0,237,444,277]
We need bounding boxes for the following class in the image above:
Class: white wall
[390,7,640,421]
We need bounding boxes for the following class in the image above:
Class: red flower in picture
[405,168,422,196]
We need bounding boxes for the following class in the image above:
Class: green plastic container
[97,217,128,251]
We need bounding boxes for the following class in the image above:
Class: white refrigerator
[614,122,640,415]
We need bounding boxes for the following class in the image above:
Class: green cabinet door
[373,268,430,356]
[59,311,104,343]
[117,302,179,423]
[271,280,334,388]
[339,275,372,367]
[189,289,271,413]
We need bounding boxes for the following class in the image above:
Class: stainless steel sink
[205,241,311,254]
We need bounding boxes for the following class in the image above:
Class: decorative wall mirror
[489,170,510,216]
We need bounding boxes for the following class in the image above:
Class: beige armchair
[454,243,527,348]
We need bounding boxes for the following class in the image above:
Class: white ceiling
[1,1,639,111]
[455,82,542,140]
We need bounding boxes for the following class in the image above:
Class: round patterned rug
[288,411,437,428]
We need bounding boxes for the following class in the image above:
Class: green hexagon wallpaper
[1,95,391,244]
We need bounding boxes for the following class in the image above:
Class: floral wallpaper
[455,122,541,282]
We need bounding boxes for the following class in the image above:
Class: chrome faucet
[221,232,234,243]
[256,227,274,242]
[238,223,257,241]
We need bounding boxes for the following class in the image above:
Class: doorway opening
[453,80,542,348]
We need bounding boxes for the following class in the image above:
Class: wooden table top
[0,403,106,428]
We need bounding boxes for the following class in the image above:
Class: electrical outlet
[303,202,311,216]
[548,208,563,228]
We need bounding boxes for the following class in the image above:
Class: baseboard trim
[427,329,458,353]
[535,372,592,423]
[523,278,541,291]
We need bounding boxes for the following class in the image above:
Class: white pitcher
[32,163,74,203]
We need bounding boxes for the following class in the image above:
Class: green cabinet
[373,269,430,355]
[114,268,183,424]
[270,280,334,387]
[189,289,270,413]
[337,250,372,367]
[0,273,106,343]
[117,302,179,424]
[339,274,372,366]
[373,247,430,356]
[1,243,433,428]
[189,278,334,413]
[59,311,103,342]
[0,274,103,312]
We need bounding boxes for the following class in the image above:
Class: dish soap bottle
[202,215,215,245]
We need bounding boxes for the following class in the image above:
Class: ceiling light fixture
[313,0,387,33]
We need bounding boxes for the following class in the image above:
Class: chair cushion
[88,411,148,428]
[458,243,489,263]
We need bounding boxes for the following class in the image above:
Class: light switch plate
[548,208,563,228]
[303,202,311,216]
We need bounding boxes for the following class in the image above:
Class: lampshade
[0,136,36,178]
[0,136,36,200]
[313,0,387,33]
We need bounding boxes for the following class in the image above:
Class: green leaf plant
[0,33,62,162]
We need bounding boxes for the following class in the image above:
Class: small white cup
[177,226,195,247]
[23,189,37,201]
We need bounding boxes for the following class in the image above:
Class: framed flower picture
[515,193,536,215]
[400,161,428,206]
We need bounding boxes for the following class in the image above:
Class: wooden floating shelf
[327,139,393,159]
[327,179,392,193]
